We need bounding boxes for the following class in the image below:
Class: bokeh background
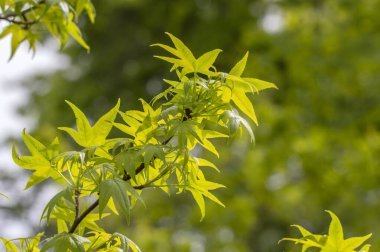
[1,0,380,251]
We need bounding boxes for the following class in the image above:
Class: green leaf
[152,33,197,74]
[189,189,205,220]
[78,213,110,233]
[359,244,371,252]
[195,158,220,172]
[114,150,142,180]
[150,43,181,59]
[20,232,44,251]
[41,233,90,252]
[0,238,19,251]
[41,188,72,224]
[92,99,120,144]
[281,211,372,252]
[12,130,61,189]
[66,12,90,51]
[113,122,136,137]
[22,129,48,158]
[244,78,278,91]
[199,189,225,208]
[229,51,248,77]
[230,86,258,125]
[0,24,28,60]
[237,114,255,143]
[195,49,222,74]
[98,178,143,219]
[291,224,313,237]
[340,234,372,251]
[10,25,27,60]
[75,0,96,23]
[59,99,120,147]
[112,233,142,252]
[59,100,92,146]
[326,210,344,248]
[143,144,165,167]
[199,138,219,157]
[42,6,69,48]
[222,110,255,142]
[279,237,324,248]
[188,185,225,221]
[153,55,188,69]
[165,32,196,63]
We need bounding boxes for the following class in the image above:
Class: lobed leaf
[59,99,120,147]
[98,178,143,219]
[229,51,249,77]
[41,233,90,252]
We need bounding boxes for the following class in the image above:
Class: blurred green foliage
[10,0,380,251]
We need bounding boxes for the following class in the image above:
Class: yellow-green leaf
[189,189,205,220]
[59,100,120,147]
[195,49,222,74]
[229,51,248,77]
[231,87,258,125]
[12,132,61,189]
[326,210,344,248]
[0,238,19,251]
[340,234,372,251]
[67,12,90,51]
[244,78,278,91]
[165,32,196,63]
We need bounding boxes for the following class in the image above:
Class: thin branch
[74,190,80,223]
[69,199,99,233]
[0,0,46,27]
[0,16,37,25]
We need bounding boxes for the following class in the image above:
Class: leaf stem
[69,198,99,233]
[0,0,45,27]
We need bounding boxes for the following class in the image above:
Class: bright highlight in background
[0,34,68,239]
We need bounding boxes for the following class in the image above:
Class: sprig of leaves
[8,33,276,250]
[0,0,95,59]
[280,210,372,252]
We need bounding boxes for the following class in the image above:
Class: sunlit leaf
[41,188,73,223]
[67,13,90,51]
[41,233,90,252]
[326,210,344,248]
[59,99,120,147]
[229,51,248,77]
[195,49,222,74]
[98,178,143,219]
[282,211,372,252]
[230,86,258,125]
[12,130,61,189]
[0,238,19,251]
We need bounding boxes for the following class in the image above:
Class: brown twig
[69,199,99,233]
[0,0,46,27]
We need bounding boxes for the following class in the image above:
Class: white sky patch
[0,35,69,154]
[0,33,69,241]
[261,5,284,34]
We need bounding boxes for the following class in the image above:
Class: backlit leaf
[41,233,90,252]
[98,178,142,219]
[195,49,222,74]
[229,51,248,77]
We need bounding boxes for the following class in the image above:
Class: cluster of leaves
[1,33,276,250]
[281,211,372,252]
[0,0,94,59]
